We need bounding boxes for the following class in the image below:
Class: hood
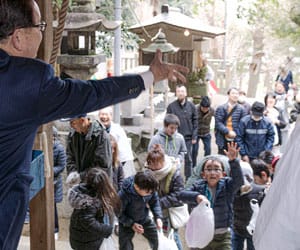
[121,176,138,196]
[68,184,101,209]
[157,129,175,140]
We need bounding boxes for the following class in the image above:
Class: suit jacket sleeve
[37,64,145,124]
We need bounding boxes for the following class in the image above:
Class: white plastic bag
[99,236,117,250]
[168,203,189,229]
[254,120,300,250]
[246,199,259,235]
[185,201,214,248]
[158,229,178,250]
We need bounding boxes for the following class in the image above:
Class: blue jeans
[192,134,212,167]
[231,231,255,250]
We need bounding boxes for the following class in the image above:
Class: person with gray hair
[98,106,134,177]
[0,1,188,248]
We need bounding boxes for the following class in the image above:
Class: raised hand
[149,49,189,83]
[224,142,240,161]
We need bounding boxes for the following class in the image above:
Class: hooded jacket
[118,176,163,227]
[68,184,113,250]
[148,129,187,164]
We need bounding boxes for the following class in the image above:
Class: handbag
[168,203,189,229]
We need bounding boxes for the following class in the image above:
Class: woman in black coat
[68,168,121,250]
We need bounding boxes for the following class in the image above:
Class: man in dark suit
[0,1,188,248]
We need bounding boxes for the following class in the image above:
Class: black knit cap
[200,96,211,107]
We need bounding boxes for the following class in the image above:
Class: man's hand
[149,49,189,83]
[224,142,240,161]
[132,223,144,234]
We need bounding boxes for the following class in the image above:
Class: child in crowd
[118,170,163,250]
[232,159,271,250]
[146,144,185,250]
[179,142,243,250]
[259,150,275,180]
[68,168,120,250]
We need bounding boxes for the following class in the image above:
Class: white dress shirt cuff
[140,71,154,89]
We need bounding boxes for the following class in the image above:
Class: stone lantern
[142,29,179,136]
[142,29,179,110]
[57,0,120,79]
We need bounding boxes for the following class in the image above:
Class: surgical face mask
[251,115,262,121]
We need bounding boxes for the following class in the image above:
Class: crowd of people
[54,74,298,250]
[1,1,299,250]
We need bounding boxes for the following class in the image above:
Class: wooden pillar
[29,1,55,250]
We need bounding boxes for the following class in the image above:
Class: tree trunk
[248,27,264,98]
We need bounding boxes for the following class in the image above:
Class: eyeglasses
[204,168,223,173]
[30,21,47,32]
[8,21,47,36]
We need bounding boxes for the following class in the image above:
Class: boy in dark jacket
[232,159,270,250]
[180,142,243,250]
[118,170,163,250]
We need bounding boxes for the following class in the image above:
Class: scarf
[151,156,174,181]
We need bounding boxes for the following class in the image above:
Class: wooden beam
[30,1,55,250]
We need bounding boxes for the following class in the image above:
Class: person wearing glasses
[179,142,243,250]
[0,0,188,249]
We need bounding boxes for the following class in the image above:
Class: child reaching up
[118,170,163,250]
[179,142,243,250]
[68,168,120,250]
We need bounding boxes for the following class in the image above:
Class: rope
[49,0,69,65]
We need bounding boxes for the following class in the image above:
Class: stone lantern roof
[64,12,121,31]
[129,5,225,39]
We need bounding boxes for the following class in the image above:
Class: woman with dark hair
[146,144,185,250]
[68,168,121,250]
[264,92,287,154]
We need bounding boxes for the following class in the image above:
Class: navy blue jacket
[179,159,243,229]
[214,103,246,149]
[118,176,163,227]
[236,115,275,159]
[0,48,145,196]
